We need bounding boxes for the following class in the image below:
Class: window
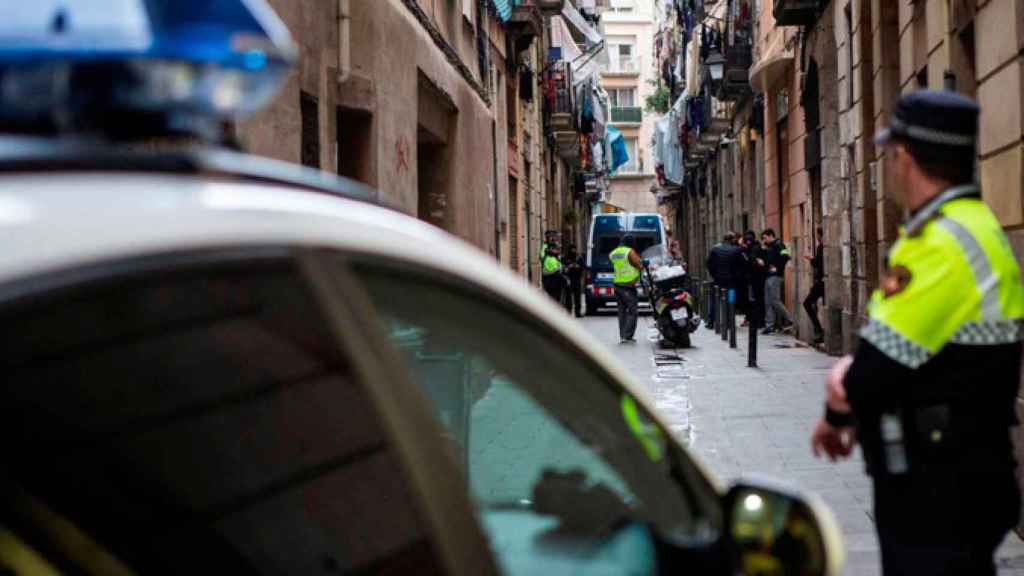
[300,92,320,168]
[357,263,721,573]
[0,253,443,575]
[844,4,854,108]
[608,88,637,108]
[506,77,517,143]
[609,42,638,72]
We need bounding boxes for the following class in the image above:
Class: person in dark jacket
[803,228,826,345]
[743,230,767,329]
[705,232,744,329]
[760,228,795,335]
[563,244,585,318]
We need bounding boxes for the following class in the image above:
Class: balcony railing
[773,0,824,26]
[717,43,753,101]
[606,56,641,75]
[610,106,642,123]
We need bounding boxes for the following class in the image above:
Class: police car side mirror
[722,479,845,576]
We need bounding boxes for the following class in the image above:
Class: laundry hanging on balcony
[606,125,630,175]
[549,16,583,62]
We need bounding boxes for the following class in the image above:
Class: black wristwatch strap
[825,405,854,427]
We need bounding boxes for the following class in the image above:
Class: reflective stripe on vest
[542,255,562,275]
[860,195,1024,368]
[610,246,639,284]
[620,395,664,462]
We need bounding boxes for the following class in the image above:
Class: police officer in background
[541,241,565,304]
[610,235,643,343]
[810,90,1024,575]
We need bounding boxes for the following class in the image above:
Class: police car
[0,2,844,575]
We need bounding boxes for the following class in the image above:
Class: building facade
[236,0,613,286]
[601,0,661,214]
[653,0,1024,354]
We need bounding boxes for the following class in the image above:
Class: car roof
[0,168,713,469]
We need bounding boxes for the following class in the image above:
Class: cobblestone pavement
[580,310,1024,576]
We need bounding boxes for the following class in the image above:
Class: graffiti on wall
[395,136,410,173]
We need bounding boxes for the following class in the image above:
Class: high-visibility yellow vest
[542,254,562,276]
[610,245,640,284]
[859,185,1024,368]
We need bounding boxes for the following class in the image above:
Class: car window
[0,252,444,575]
[355,261,722,573]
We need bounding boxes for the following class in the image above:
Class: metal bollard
[748,309,758,367]
[720,288,728,342]
[728,288,737,349]
[700,282,707,321]
[712,284,720,334]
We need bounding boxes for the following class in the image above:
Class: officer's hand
[826,355,854,412]
[811,419,856,461]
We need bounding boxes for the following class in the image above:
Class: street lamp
[706,53,726,83]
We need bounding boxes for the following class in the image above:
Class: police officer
[810,90,1024,575]
[610,235,643,343]
[541,242,565,304]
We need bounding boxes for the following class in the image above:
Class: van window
[593,215,624,235]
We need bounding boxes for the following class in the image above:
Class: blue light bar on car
[0,0,296,132]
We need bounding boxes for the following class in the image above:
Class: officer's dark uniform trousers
[840,186,1024,575]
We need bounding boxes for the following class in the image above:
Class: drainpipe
[844,144,859,333]
[337,0,351,83]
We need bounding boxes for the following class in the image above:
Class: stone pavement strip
[581,312,1024,576]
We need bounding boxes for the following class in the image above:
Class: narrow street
[580,311,1024,576]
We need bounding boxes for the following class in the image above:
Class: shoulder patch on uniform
[881,265,912,298]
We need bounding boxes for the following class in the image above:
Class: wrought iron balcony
[509,0,544,40]
[717,43,753,101]
[605,56,641,75]
[544,62,581,163]
[773,0,824,26]
[610,106,642,123]
[534,0,565,15]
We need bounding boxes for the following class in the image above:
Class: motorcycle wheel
[673,331,691,349]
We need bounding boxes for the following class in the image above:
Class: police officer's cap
[874,90,979,149]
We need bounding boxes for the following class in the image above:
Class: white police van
[585,212,667,314]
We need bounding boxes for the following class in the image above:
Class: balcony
[545,63,581,163]
[509,0,544,40]
[605,56,641,76]
[717,44,753,101]
[535,0,565,15]
[773,0,823,26]
[610,106,642,124]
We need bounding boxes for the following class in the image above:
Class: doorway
[776,121,790,239]
[337,108,375,186]
[509,176,520,273]
[416,72,456,231]
[417,131,448,228]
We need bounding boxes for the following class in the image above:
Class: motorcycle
[640,245,700,348]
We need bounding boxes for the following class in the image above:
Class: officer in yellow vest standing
[610,235,643,343]
[810,90,1024,575]
[541,241,566,304]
